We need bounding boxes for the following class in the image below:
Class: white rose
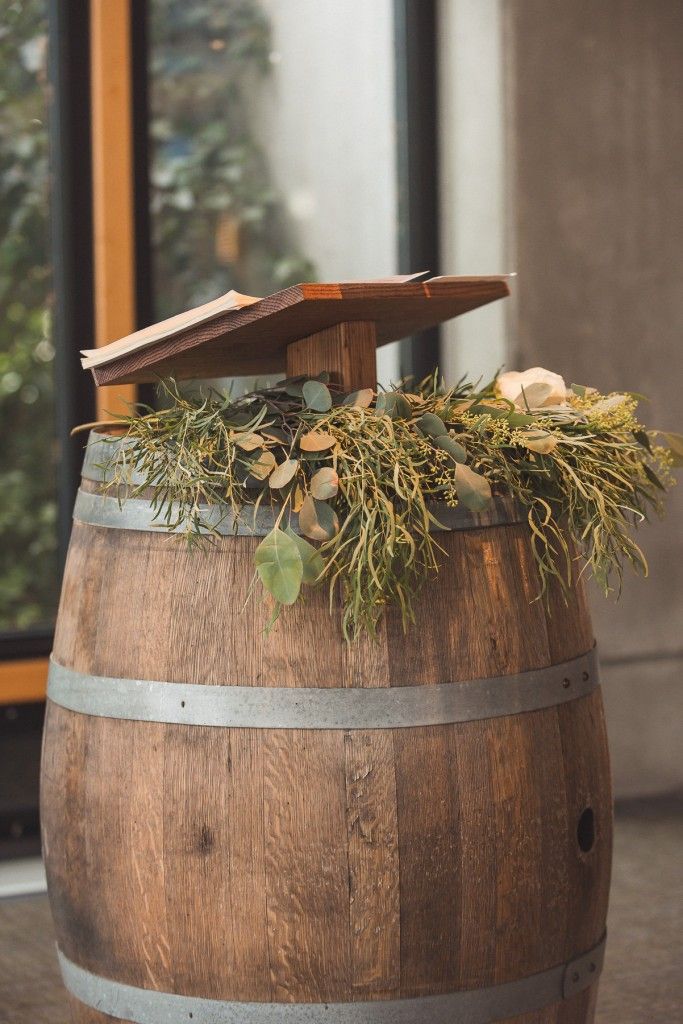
[496,367,568,409]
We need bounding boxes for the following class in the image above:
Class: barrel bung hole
[577,807,595,853]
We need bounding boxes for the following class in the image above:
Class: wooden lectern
[82,275,510,392]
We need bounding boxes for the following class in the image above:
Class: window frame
[0,0,152,681]
[0,0,439,676]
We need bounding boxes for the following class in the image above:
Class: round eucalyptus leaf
[298,495,339,541]
[454,463,492,512]
[299,430,336,452]
[234,431,264,451]
[303,380,332,412]
[255,528,303,605]
[269,458,299,489]
[310,467,339,499]
[249,449,276,480]
[342,388,374,409]
[285,527,325,584]
[417,412,447,437]
[376,391,412,420]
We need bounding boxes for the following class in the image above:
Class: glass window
[148,0,401,383]
[0,1,58,632]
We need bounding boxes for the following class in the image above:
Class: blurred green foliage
[150,0,314,317]
[0,1,58,631]
[0,0,313,632]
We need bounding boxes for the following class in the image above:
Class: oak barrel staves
[40,437,612,1024]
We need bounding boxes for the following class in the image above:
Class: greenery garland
[93,371,681,640]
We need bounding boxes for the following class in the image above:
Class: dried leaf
[292,484,305,513]
[522,431,559,455]
[310,467,339,499]
[254,528,303,605]
[343,388,374,409]
[591,394,628,415]
[249,449,276,480]
[234,431,264,451]
[298,495,339,540]
[269,458,299,489]
[299,430,337,452]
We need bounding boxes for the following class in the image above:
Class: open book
[79,275,437,371]
[80,289,261,370]
[82,274,512,385]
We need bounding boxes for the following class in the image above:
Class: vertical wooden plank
[263,730,351,1001]
[343,730,400,998]
[386,524,552,684]
[557,691,613,960]
[127,722,172,992]
[453,720,498,989]
[162,726,270,1000]
[90,0,137,418]
[286,321,377,391]
[394,725,461,996]
[528,710,571,967]
[544,553,595,665]
[40,705,88,966]
[487,714,543,983]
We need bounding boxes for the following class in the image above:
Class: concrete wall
[506,0,683,796]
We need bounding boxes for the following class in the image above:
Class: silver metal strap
[73,487,526,537]
[73,487,277,537]
[77,432,527,536]
[82,431,147,486]
[57,935,606,1024]
[47,648,598,730]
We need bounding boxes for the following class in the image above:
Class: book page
[80,290,261,369]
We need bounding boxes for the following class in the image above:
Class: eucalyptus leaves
[100,370,680,639]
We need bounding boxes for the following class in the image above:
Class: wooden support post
[286,321,377,392]
[90,0,138,419]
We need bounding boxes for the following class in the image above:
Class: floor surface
[0,801,680,1023]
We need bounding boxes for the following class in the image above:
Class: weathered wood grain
[286,320,377,392]
[41,459,611,1023]
[89,276,510,386]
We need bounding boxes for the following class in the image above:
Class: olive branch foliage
[96,372,680,640]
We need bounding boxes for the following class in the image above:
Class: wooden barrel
[41,432,612,1024]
